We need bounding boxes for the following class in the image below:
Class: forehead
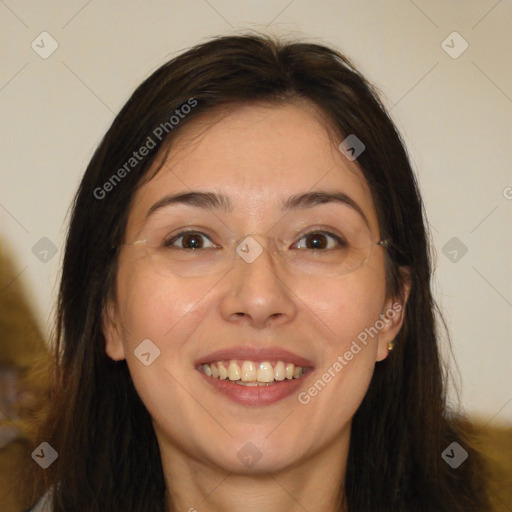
[127,102,379,234]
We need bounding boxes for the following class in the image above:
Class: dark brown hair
[22,33,491,511]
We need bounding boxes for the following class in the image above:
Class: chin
[206,434,311,474]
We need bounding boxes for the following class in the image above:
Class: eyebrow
[283,191,369,226]
[146,190,369,226]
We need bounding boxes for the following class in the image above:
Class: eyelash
[163,229,347,250]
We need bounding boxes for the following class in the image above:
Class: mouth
[194,348,314,406]
[198,359,309,386]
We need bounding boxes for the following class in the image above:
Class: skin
[103,102,410,512]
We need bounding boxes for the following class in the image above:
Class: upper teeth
[201,360,304,383]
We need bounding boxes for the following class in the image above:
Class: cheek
[115,264,209,346]
[113,268,207,421]
[301,266,387,352]
[114,265,224,410]
[295,264,386,411]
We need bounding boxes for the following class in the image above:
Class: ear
[102,300,126,361]
[376,267,411,362]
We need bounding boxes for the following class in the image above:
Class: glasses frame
[118,231,392,278]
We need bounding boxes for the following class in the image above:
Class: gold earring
[388,341,395,351]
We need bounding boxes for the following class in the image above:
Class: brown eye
[182,233,204,249]
[295,231,346,250]
[305,233,328,249]
[164,231,216,250]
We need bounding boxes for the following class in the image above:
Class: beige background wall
[1,0,511,425]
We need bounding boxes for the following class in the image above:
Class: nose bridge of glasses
[230,233,282,267]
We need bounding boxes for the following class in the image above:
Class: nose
[219,234,297,329]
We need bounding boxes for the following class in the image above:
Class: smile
[200,359,306,385]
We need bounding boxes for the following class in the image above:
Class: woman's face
[104,102,407,474]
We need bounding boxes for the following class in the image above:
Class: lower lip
[197,369,313,406]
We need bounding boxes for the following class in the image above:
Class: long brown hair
[22,33,491,511]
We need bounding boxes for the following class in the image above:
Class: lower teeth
[234,380,279,386]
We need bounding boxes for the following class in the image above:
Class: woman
[22,33,491,511]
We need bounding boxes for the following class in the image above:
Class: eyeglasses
[120,219,390,279]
